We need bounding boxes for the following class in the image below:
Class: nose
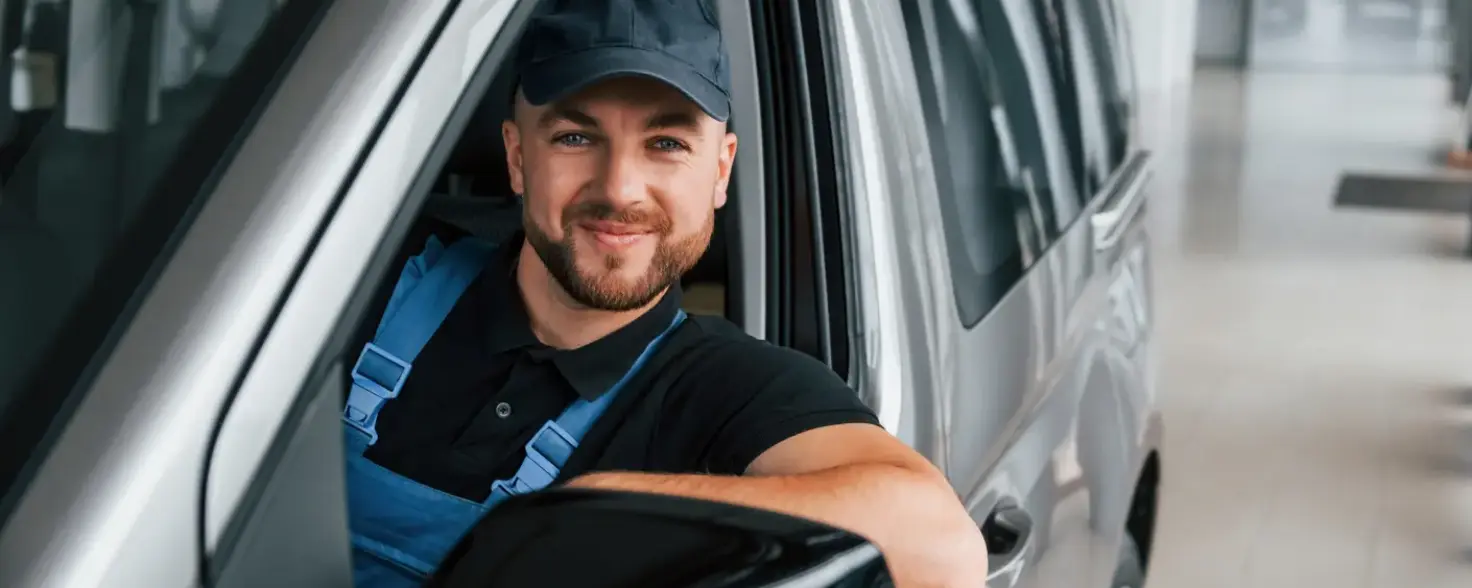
[597,140,647,209]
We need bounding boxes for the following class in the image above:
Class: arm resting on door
[565,423,990,587]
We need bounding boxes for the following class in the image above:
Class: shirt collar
[482,232,685,401]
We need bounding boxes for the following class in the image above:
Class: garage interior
[1146,0,1472,585]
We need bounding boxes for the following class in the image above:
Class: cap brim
[520,47,731,123]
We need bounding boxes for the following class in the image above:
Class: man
[342,1,989,586]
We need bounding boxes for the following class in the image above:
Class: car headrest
[422,191,523,242]
[425,70,521,239]
[440,73,518,198]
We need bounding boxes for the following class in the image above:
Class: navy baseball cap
[512,0,732,122]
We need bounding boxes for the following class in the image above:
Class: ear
[502,119,525,196]
[713,131,737,209]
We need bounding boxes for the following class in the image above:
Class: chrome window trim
[205,0,523,553]
[1089,149,1153,251]
[0,2,454,586]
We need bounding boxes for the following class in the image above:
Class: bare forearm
[567,422,991,585]
[566,463,979,560]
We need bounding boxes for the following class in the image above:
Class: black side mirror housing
[426,488,893,588]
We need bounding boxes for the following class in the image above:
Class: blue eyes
[555,133,592,147]
[551,134,688,152]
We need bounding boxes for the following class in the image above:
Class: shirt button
[495,402,512,418]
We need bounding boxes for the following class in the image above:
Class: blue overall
[341,235,685,587]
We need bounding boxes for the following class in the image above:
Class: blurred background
[1139,0,1472,586]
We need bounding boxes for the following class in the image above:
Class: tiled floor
[1141,69,1472,587]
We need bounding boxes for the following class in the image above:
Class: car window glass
[900,0,1026,327]
[1028,0,1088,194]
[975,0,1081,235]
[1100,0,1137,132]
[0,0,324,493]
[1058,0,1115,194]
[1071,0,1130,170]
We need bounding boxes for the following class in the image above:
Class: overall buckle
[343,343,412,442]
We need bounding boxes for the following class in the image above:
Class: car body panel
[831,1,1159,587]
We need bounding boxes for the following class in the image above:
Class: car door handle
[1091,150,1154,251]
[983,504,1036,588]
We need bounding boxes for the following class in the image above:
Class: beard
[525,198,712,311]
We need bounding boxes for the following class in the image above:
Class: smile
[580,221,653,249]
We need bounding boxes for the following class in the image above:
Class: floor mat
[1334,173,1472,214]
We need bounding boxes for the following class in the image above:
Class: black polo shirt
[348,223,879,502]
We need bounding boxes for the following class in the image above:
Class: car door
[967,2,1133,586]
[829,1,1136,588]
[1013,0,1158,582]
[1058,0,1157,551]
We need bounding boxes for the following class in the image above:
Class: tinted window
[1027,0,1087,195]
[900,0,1026,327]
[1080,0,1133,166]
[0,0,327,492]
[1058,0,1118,194]
[974,0,1081,234]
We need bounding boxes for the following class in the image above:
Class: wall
[1196,0,1249,63]
[1123,0,1200,94]
[1248,0,1447,73]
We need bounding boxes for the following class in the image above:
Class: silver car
[0,0,1161,586]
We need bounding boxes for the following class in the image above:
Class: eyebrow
[645,110,702,133]
[536,104,704,134]
[537,106,599,130]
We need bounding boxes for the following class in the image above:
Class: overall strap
[343,235,497,446]
[486,309,688,504]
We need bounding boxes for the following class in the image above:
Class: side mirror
[427,489,893,588]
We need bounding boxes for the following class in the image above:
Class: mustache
[564,201,673,235]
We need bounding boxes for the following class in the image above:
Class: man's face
[503,77,737,311]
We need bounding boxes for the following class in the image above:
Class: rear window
[0,0,331,498]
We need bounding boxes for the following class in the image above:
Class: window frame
[203,0,544,576]
[802,0,857,382]
[751,0,851,375]
[716,0,771,341]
